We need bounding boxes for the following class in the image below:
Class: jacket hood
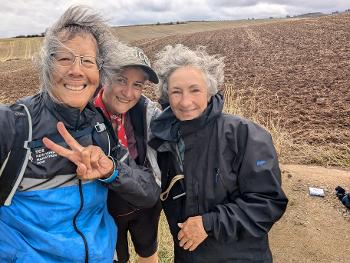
[150,93,224,142]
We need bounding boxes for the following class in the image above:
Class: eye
[52,52,75,67]
[58,57,71,62]
[82,56,96,65]
[134,82,144,90]
[116,77,127,86]
[55,53,73,62]
[170,90,181,95]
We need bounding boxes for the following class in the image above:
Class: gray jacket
[107,95,162,216]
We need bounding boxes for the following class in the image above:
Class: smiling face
[102,66,146,114]
[168,66,209,121]
[51,33,99,111]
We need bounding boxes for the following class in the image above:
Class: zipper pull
[215,168,220,184]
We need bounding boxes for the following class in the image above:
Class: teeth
[64,84,87,91]
[117,97,130,103]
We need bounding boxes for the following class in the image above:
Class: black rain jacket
[149,93,288,263]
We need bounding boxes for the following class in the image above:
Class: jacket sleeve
[202,120,288,241]
[145,100,162,186]
[0,105,16,169]
[104,145,161,209]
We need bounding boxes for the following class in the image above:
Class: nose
[68,58,84,76]
[121,84,134,98]
[179,92,192,107]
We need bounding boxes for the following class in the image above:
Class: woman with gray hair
[149,44,288,262]
[0,5,159,263]
[94,43,161,263]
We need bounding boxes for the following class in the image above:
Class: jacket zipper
[72,175,89,263]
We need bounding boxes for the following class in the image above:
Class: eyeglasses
[51,51,102,70]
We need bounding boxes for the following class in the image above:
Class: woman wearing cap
[0,6,159,263]
[94,44,161,263]
[149,44,288,262]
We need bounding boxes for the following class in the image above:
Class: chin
[178,116,195,121]
[113,106,129,115]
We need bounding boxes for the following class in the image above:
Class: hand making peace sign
[42,122,114,180]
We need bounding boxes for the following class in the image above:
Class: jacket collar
[43,92,96,130]
[150,93,224,142]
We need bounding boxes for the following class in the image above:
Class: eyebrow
[170,86,182,90]
[170,84,200,90]
[189,84,200,89]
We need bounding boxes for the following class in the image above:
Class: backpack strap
[94,107,130,163]
[0,104,32,206]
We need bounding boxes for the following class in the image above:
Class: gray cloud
[1,0,349,38]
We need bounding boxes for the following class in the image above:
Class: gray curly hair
[38,5,118,100]
[154,44,225,103]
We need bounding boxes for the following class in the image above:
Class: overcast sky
[1,0,349,38]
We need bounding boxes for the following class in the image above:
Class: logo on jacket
[256,160,267,167]
[32,148,58,165]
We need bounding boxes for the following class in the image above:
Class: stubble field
[0,13,349,263]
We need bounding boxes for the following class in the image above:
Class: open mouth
[116,96,132,103]
[64,84,87,91]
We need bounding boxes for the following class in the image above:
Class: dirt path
[270,165,350,263]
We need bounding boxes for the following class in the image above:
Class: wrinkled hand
[42,122,113,180]
[178,216,208,251]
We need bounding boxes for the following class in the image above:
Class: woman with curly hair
[149,44,288,262]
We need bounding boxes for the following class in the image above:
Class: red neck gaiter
[93,88,128,148]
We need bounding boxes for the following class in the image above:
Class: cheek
[104,87,113,98]
[133,92,142,102]
[169,95,179,107]
[52,68,65,84]
[89,71,100,84]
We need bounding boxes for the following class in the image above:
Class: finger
[43,137,74,160]
[178,229,185,240]
[81,148,92,172]
[178,223,184,228]
[76,163,87,178]
[90,147,101,169]
[99,155,114,175]
[183,239,194,250]
[179,238,189,247]
[56,122,84,152]
[77,163,97,181]
[189,242,199,252]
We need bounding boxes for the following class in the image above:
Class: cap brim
[122,63,159,84]
[139,65,159,84]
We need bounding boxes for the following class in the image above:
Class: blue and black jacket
[0,93,160,262]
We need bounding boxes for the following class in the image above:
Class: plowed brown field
[133,13,350,166]
[0,13,349,263]
[1,14,348,166]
